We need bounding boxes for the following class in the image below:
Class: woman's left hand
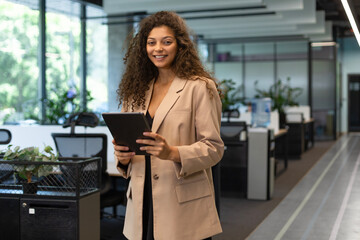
[136,132,180,162]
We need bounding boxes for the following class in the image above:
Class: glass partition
[276,41,308,105]
[244,42,275,100]
[312,45,336,140]
[214,43,243,90]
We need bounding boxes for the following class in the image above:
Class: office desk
[274,128,288,176]
[304,118,315,151]
[286,118,315,158]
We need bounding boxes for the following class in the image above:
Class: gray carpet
[101,215,126,240]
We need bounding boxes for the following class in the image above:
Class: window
[0,1,39,124]
[45,1,81,124]
[86,11,108,114]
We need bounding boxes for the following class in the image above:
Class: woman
[113,11,224,240]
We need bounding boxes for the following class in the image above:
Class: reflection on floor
[248,133,360,240]
[214,140,335,240]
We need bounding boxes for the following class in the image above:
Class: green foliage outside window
[0,2,84,124]
[0,2,39,123]
[44,86,94,124]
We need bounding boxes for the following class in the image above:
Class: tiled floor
[248,133,360,240]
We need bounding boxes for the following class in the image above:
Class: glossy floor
[248,133,360,240]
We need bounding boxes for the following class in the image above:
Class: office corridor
[248,133,360,240]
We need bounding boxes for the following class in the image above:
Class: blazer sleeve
[176,80,224,178]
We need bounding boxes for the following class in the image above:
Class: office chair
[220,121,248,196]
[52,112,126,218]
[0,128,12,183]
[0,128,11,145]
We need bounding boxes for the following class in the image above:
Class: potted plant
[2,145,58,194]
[254,77,303,128]
[219,79,245,121]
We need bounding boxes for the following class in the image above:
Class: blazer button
[153,174,159,180]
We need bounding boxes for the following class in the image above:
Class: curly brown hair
[117,11,219,110]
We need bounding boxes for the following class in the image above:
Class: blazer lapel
[152,76,187,133]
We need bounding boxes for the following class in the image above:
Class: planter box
[0,157,101,198]
[0,157,101,240]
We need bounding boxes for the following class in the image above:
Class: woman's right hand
[112,139,135,166]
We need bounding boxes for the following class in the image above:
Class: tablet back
[102,112,151,155]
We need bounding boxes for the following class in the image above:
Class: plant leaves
[2,145,59,182]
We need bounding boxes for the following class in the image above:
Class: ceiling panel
[103,0,264,14]
[102,0,342,41]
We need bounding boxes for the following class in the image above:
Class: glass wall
[311,45,336,140]
[276,41,308,105]
[0,1,39,124]
[212,40,309,112]
[244,42,275,100]
[215,43,243,90]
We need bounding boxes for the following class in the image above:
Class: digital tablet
[102,112,152,155]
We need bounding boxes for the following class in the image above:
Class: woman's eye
[164,41,172,45]
[147,41,155,45]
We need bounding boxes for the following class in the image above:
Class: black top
[142,111,154,240]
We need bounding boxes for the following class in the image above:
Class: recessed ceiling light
[341,0,360,47]
[311,42,337,47]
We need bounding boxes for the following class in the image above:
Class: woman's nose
[155,44,163,51]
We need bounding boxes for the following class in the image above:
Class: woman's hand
[136,132,180,162]
[112,139,135,166]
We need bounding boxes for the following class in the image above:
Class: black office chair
[220,121,248,197]
[52,112,126,218]
[0,128,11,145]
[0,129,12,183]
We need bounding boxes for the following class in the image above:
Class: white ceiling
[102,0,332,42]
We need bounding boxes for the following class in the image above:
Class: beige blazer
[116,76,224,240]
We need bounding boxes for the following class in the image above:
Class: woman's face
[146,25,178,70]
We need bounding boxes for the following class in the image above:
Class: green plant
[2,145,58,183]
[254,77,303,114]
[219,79,245,112]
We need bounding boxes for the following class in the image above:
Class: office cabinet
[0,194,99,240]
[247,128,275,200]
[220,121,248,197]
[287,119,314,158]
[0,158,100,240]
[220,142,248,196]
[1,196,20,240]
[287,122,304,158]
